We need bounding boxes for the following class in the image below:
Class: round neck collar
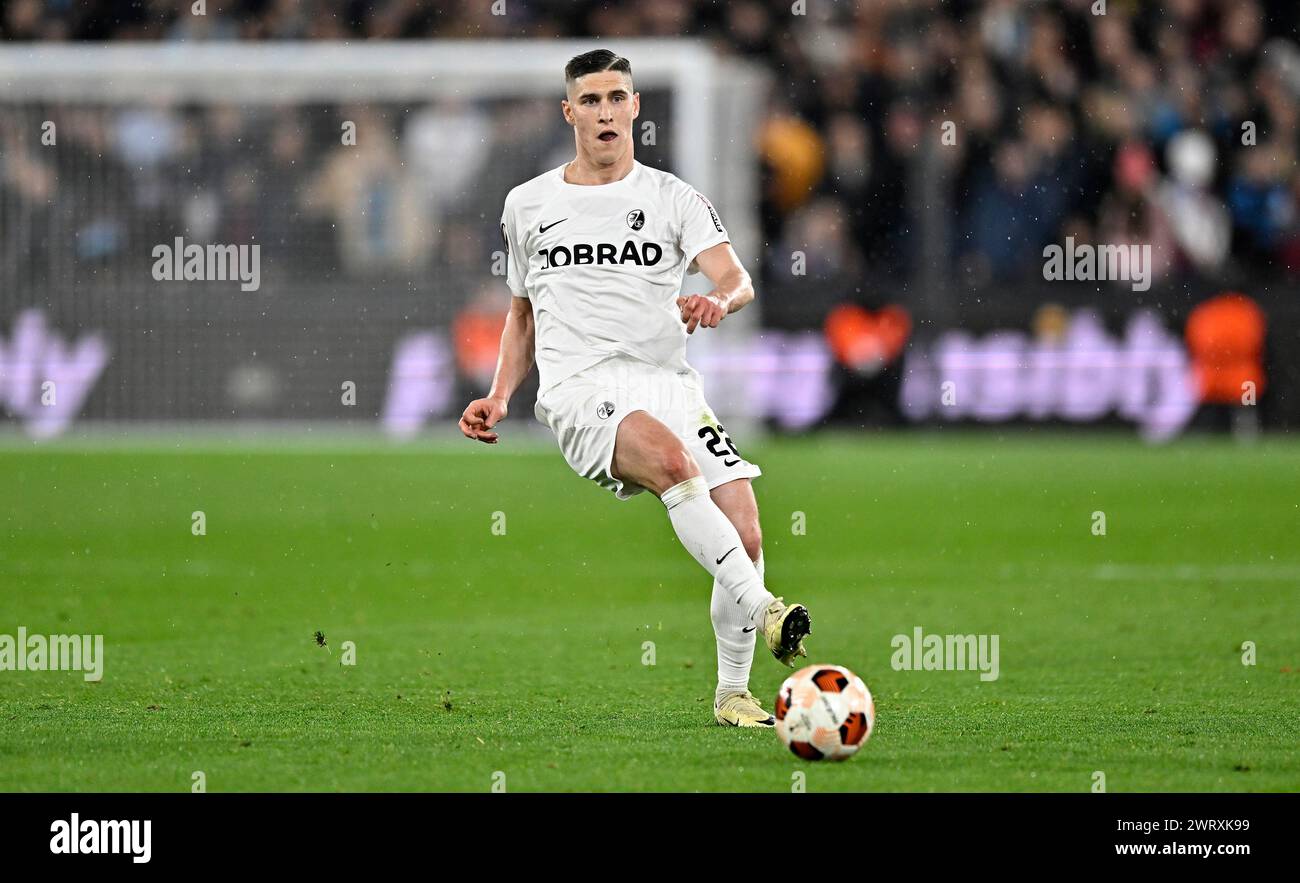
[557,159,640,189]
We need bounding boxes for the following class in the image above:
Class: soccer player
[458,49,811,727]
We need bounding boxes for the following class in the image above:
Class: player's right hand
[459,397,508,444]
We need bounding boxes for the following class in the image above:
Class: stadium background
[1,1,1299,794]
[2,0,1297,440]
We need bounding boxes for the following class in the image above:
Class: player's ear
[632,92,641,120]
[561,99,573,125]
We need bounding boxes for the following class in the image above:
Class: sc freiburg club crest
[596,401,616,420]
[626,209,645,230]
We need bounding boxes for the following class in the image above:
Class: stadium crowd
[3,0,1299,312]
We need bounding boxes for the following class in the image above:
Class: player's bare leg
[611,412,811,700]
[609,409,704,496]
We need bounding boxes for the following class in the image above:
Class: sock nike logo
[716,546,738,565]
[742,626,756,633]
[539,218,568,233]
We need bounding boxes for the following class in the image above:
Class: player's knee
[659,446,700,488]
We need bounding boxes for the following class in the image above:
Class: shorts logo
[627,209,645,230]
[596,401,616,420]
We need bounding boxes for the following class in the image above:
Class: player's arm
[459,295,535,445]
[675,241,754,334]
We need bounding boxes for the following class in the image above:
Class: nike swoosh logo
[539,218,567,233]
[742,626,756,633]
[716,546,738,565]
[723,459,739,467]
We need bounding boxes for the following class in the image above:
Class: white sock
[712,551,762,704]
[661,477,774,626]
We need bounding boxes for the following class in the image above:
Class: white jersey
[500,161,730,394]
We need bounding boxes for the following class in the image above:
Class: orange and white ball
[774,664,875,761]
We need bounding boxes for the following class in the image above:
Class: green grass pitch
[1,433,1297,792]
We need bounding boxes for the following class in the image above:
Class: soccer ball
[774,664,875,761]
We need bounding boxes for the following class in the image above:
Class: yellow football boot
[714,690,775,727]
[762,597,811,667]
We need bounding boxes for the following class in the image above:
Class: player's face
[563,71,639,165]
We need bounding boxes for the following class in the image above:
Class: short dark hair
[564,50,632,90]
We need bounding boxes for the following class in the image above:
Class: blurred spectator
[403,98,492,223]
[453,283,508,391]
[1185,291,1268,437]
[302,107,425,273]
[1096,141,1177,283]
[1159,129,1232,273]
[1228,141,1297,261]
[759,109,825,217]
[822,300,911,427]
[763,197,863,328]
[1186,291,1266,404]
[824,302,910,378]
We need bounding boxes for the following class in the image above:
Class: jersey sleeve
[500,196,529,298]
[677,186,730,274]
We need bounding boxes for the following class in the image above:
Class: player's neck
[564,151,635,186]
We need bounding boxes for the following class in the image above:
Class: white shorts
[534,354,762,501]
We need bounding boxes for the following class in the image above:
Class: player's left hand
[675,293,726,334]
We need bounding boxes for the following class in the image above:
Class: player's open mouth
[598,130,618,142]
